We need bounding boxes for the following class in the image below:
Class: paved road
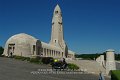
[0,57,110,80]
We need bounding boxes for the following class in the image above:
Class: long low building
[3,4,75,59]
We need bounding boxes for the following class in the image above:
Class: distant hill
[75,53,101,60]
[75,53,120,60]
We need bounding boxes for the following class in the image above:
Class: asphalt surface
[0,57,110,80]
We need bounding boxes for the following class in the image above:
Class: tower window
[55,40,56,43]
[58,22,62,25]
[52,22,54,25]
[55,11,58,14]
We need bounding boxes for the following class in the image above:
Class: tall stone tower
[106,49,116,75]
[49,4,68,57]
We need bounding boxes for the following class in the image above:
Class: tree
[0,46,4,56]
[75,53,101,60]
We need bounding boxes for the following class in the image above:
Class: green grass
[14,56,30,61]
[111,70,120,80]
[67,63,79,70]
[12,55,54,65]
[29,58,42,64]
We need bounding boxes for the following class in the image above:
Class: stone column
[106,49,116,75]
[44,49,47,57]
[50,50,51,57]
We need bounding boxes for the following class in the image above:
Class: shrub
[111,70,120,80]
[0,55,5,57]
[29,58,42,64]
[9,55,54,64]
[13,56,42,64]
[67,63,79,70]
[75,54,101,60]
[41,57,54,64]
[0,46,4,56]
[25,57,30,61]
[14,56,25,61]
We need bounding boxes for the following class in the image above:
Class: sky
[0,0,120,54]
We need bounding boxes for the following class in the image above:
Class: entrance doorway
[8,44,15,57]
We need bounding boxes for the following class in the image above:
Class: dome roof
[106,49,115,52]
[6,33,38,44]
[3,33,40,57]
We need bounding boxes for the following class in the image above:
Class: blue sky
[0,0,120,54]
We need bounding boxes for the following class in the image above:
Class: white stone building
[3,4,75,59]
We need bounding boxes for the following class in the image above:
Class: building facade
[3,4,75,59]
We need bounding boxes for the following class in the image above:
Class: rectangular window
[33,45,35,51]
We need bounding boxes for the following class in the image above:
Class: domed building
[3,33,41,57]
[3,5,75,59]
